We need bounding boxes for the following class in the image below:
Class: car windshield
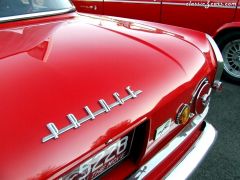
[0,0,73,19]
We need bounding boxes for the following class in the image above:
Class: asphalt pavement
[190,80,240,179]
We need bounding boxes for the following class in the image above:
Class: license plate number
[61,134,132,180]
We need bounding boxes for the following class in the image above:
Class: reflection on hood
[0,22,62,61]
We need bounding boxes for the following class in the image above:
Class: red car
[0,0,222,179]
[72,0,240,82]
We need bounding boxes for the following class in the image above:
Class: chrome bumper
[129,107,217,179]
[165,121,216,179]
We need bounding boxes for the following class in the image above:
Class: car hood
[0,14,210,179]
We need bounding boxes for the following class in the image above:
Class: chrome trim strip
[74,0,102,2]
[191,78,208,103]
[0,8,75,23]
[162,2,237,9]
[162,2,186,6]
[165,122,216,179]
[206,34,224,80]
[42,86,142,143]
[205,5,236,9]
[104,0,160,4]
[129,105,210,179]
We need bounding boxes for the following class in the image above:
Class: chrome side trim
[129,105,211,179]
[162,2,237,9]
[206,34,224,81]
[162,2,187,6]
[104,0,160,4]
[0,8,75,23]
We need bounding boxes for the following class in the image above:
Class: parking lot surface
[190,80,240,179]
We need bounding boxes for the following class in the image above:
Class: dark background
[190,80,240,179]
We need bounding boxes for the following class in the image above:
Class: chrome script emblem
[154,119,172,140]
[42,86,142,143]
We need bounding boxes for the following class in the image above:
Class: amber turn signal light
[176,104,190,125]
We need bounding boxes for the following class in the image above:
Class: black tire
[215,31,240,83]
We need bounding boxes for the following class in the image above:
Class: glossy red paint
[71,0,240,37]
[214,21,240,36]
[104,0,161,22]
[72,0,240,81]
[161,0,237,36]
[236,9,240,20]
[0,11,217,179]
[72,0,103,14]
[74,0,161,22]
[235,0,240,21]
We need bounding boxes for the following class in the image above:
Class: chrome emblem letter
[46,123,59,139]
[67,114,80,128]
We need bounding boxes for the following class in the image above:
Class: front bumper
[129,107,217,179]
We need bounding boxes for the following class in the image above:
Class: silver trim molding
[0,8,75,23]
[129,105,216,179]
[162,2,187,6]
[42,86,142,143]
[191,78,208,103]
[162,1,237,9]
[104,0,160,4]
[206,34,224,81]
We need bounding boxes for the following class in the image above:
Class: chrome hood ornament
[42,86,142,143]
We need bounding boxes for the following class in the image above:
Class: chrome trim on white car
[206,34,224,81]
[129,104,216,179]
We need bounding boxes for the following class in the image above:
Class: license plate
[61,133,133,180]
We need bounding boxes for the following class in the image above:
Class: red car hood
[0,14,210,179]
